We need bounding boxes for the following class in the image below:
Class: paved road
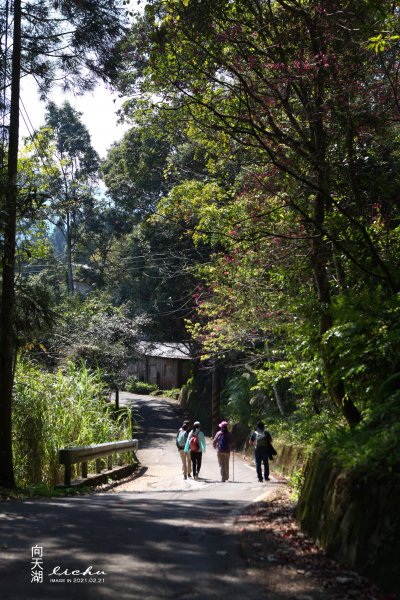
[0,393,281,600]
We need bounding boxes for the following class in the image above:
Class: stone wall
[178,414,399,594]
[250,442,400,594]
[296,449,400,594]
[272,441,305,477]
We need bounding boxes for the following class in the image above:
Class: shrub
[12,359,131,487]
[161,387,180,399]
[123,376,159,395]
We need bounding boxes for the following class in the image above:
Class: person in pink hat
[212,420,233,482]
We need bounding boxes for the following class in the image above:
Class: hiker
[184,421,206,480]
[249,421,274,482]
[176,420,192,480]
[212,420,233,482]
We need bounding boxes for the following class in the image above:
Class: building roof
[136,342,192,360]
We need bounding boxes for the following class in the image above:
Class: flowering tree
[114,0,400,426]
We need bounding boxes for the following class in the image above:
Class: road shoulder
[235,486,394,600]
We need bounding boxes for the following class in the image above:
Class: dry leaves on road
[235,487,398,600]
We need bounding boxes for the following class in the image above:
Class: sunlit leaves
[13,359,131,486]
[109,0,400,430]
[157,179,231,244]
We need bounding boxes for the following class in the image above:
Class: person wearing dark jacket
[250,421,273,482]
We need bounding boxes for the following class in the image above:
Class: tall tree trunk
[311,188,361,427]
[265,343,285,415]
[66,212,74,293]
[272,382,285,416]
[0,0,21,488]
[309,41,361,428]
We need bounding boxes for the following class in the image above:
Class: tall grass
[13,359,131,487]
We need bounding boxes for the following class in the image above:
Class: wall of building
[130,357,191,389]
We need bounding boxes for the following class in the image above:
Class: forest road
[0,393,283,600]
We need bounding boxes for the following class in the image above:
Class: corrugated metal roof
[136,342,192,360]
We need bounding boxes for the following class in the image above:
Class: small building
[131,342,193,390]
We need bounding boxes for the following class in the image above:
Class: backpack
[177,429,187,448]
[254,430,270,449]
[190,433,200,452]
[218,431,230,452]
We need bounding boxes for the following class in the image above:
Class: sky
[16,1,143,159]
[19,77,130,159]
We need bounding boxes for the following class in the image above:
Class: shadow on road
[0,493,263,600]
[125,394,185,449]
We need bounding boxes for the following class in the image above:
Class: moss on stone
[296,450,400,594]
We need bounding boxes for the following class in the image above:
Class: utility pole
[0,0,21,488]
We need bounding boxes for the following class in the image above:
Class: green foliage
[321,405,400,480]
[15,276,57,347]
[9,0,400,494]
[321,289,400,407]
[161,387,181,398]
[114,0,400,429]
[271,409,341,448]
[98,109,210,341]
[101,124,171,217]
[19,101,102,294]
[39,292,146,384]
[221,372,256,426]
[272,390,400,483]
[99,221,199,340]
[288,468,305,502]
[20,483,92,498]
[157,179,232,246]
[12,359,131,487]
[124,376,159,395]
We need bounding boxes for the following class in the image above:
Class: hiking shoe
[258,478,263,482]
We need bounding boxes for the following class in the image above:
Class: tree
[102,125,171,219]
[99,109,210,340]
[0,0,22,488]
[0,0,127,488]
[115,0,400,426]
[29,101,100,293]
[42,293,147,388]
[100,220,205,340]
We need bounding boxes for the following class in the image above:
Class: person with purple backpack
[212,420,233,482]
